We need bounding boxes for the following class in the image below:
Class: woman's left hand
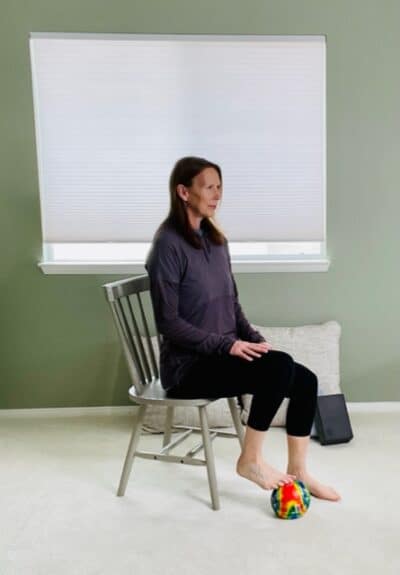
[229,340,273,361]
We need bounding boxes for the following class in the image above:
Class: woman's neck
[187,212,203,231]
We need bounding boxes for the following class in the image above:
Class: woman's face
[179,167,222,224]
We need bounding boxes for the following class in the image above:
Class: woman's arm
[232,276,266,343]
[146,239,236,355]
[225,242,266,343]
[151,278,236,354]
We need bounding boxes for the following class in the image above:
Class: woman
[145,156,340,501]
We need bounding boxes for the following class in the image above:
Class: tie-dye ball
[270,480,311,519]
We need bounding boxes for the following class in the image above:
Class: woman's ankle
[238,452,262,465]
[287,465,307,477]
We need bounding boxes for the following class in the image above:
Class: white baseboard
[0,406,136,418]
[0,402,399,419]
[346,402,400,413]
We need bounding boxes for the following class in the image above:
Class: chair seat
[128,379,213,407]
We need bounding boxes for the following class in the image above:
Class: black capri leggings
[166,350,318,436]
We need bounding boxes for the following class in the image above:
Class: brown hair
[158,156,226,248]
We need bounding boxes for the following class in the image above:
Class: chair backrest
[102,274,161,395]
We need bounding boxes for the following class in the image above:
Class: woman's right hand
[229,340,272,361]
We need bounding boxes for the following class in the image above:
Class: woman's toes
[237,459,295,491]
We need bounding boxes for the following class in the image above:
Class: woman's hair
[157,156,226,248]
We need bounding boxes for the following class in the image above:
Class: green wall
[1,0,399,408]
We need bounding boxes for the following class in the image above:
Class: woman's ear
[176,184,189,202]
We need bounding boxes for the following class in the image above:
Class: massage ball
[270,479,311,519]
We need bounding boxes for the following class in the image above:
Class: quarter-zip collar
[194,226,210,262]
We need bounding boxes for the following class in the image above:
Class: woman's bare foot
[237,456,296,490]
[287,469,341,501]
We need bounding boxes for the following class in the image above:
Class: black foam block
[314,394,353,445]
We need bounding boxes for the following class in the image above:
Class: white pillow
[139,320,341,432]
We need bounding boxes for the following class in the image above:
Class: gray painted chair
[102,274,245,510]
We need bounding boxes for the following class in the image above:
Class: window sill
[38,258,330,275]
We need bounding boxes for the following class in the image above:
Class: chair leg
[117,404,147,497]
[162,406,175,447]
[227,397,245,449]
[198,406,220,511]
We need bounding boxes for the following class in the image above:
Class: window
[30,33,327,273]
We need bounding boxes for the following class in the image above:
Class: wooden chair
[102,274,245,510]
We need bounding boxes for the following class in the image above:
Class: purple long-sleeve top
[145,223,265,390]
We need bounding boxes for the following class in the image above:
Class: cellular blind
[30,33,326,243]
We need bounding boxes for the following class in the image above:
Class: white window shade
[30,33,326,244]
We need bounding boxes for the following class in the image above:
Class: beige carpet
[0,407,399,575]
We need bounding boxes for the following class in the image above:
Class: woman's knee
[263,350,295,373]
[292,362,318,396]
[255,350,295,390]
